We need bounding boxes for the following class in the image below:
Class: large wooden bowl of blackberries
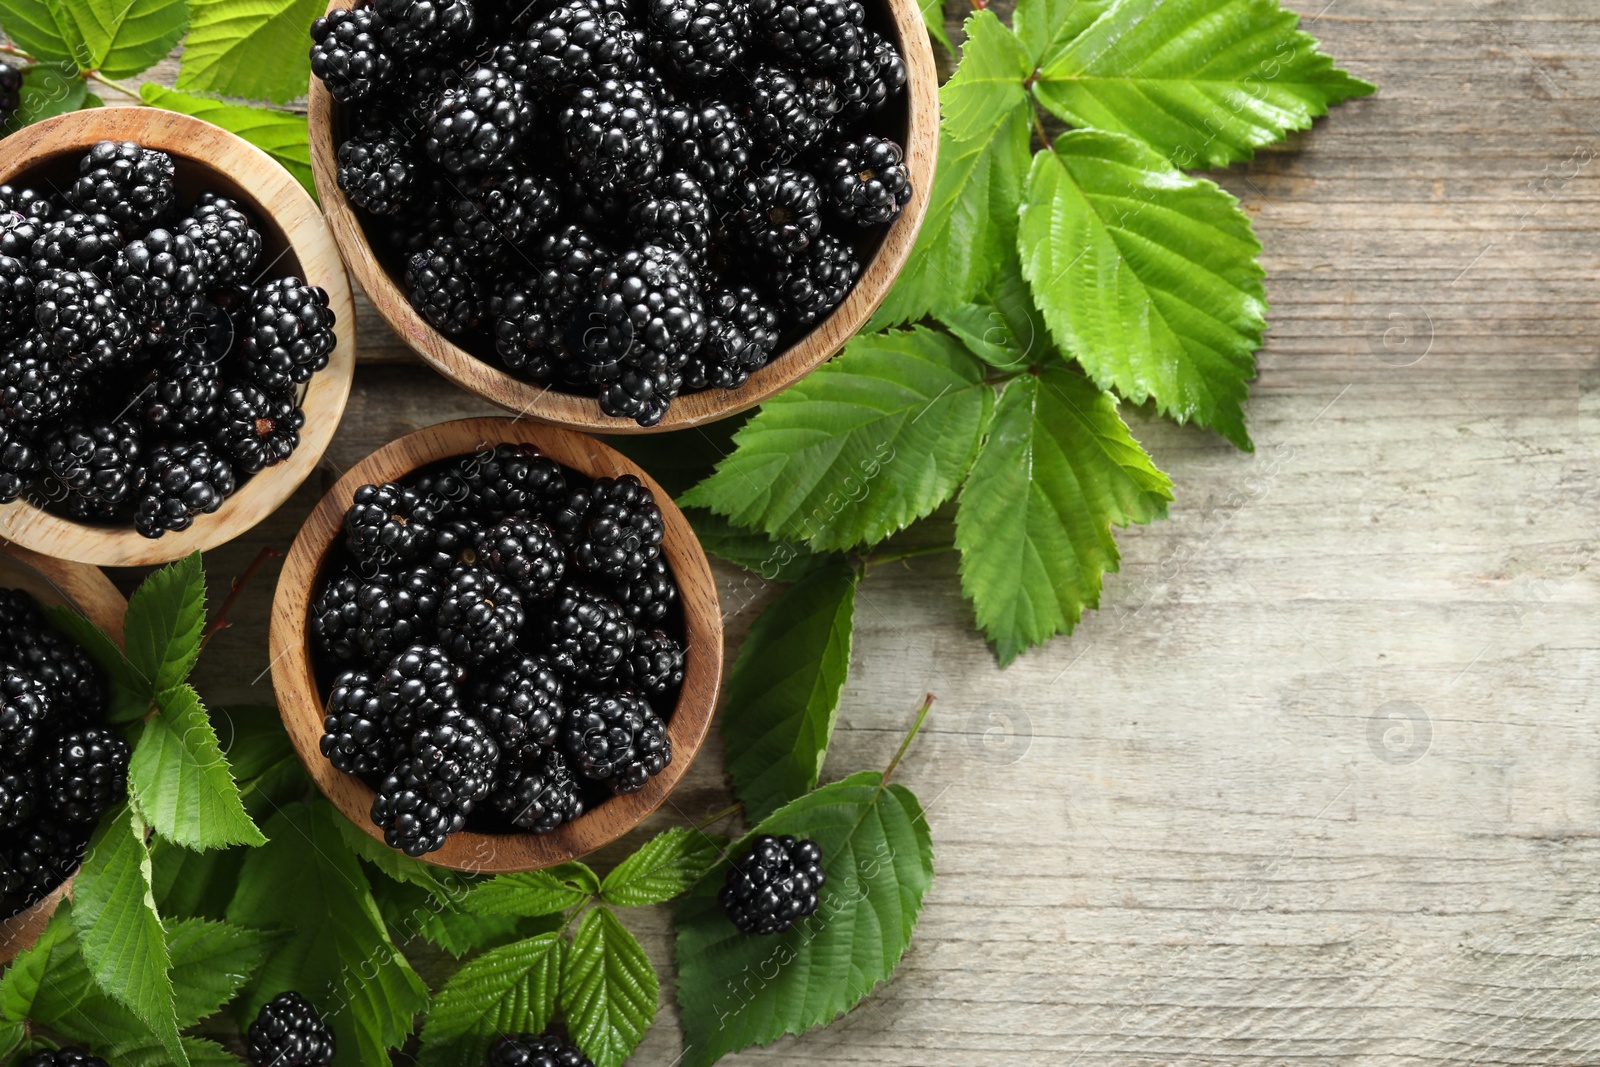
[0,108,356,567]
[305,0,938,431]
[270,416,722,871]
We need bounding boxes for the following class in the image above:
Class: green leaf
[377,879,529,957]
[1012,0,1114,66]
[228,802,429,1067]
[935,255,1053,371]
[685,507,822,583]
[166,918,271,1028]
[111,1035,248,1067]
[940,11,1031,144]
[0,905,65,1022]
[337,809,455,897]
[8,62,89,130]
[561,908,658,1067]
[123,551,205,695]
[918,0,952,52]
[681,328,995,551]
[465,863,599,918]
[139,85,314,195]
[130,684,265,849]
[0,0,80,66]
[18,908,159,1050]
[1033,0,1375,169]
[177,0,325,104]
[721,559,858,822]
[600,827,728,908]
[1018,129,1266,450]
[675,772,935,1067]
[0,1020,22,1059]
[44,602,148,722]
[955,367,1172,664]
[600,414,745,498]
[417,933,563,1067]
[50,0,188,79]
[151,838,245,922]
[72,805,187,1067]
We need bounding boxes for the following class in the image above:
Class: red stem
[200,548,280,652]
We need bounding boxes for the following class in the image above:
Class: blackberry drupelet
[0,767,36,831]
[0,184,53,226]
[33,270,131,373]
[620,628,684,695]
[68,141,177,234]
[720,834,825,934]
[819,135,912,225]
[647,0,749,81]
[374,0,476,55]
[835,30,907,124]
[731,166,823,258]
[0,669,49,758]
[436,565,525,664]
[425,65,531,174]
[546,585,635,681]
[569,474,664,578]
[684,285,781,390]
[417,517,477,575]
[752,0,865,68]
[627,172,713,263]
[355,565,440,659]
[410,707,499,809]
[133,442,236,538]
[523,0,643,87]
[321,668,398,775]
[564,690,670,793]
[489,1032,595,1067]
[405,239,484,334]
[28,211,122,278]
[769,231,860,324]
[376,643,463,732]
[489,271,577,381]
[606,555,676,623]
[0,424,40,503]
[490,749,583,833]
[111,227,207,349]
[310,7,394,104]
[559,78,663,195]
[212,383,304,474]
[743,64,841,157]
[0,253,33,332]
[247,991,335,1067]
[578,243,706,375]
[478,516,566,599]
[475,653,566,763]
[41,413,145,514]
[18,1049,108,1067]
[336,129,419,215]
[311,565,364,662]
[139,355,222,437]
[0,61,19,128]
[1,334,74,426]
[240,277,337,391]
[346,482,429,564]
[179,193,263,287]
[461,443,568,518]
[446,170,561,250]
[40,728,130,825]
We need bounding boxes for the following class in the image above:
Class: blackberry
[0,423,40,503]
[720,834,825,934]
[599,366,681,426]
[460,443,568,517]
[0,210,46,265]
[835,31,907,124]
[819,136,912,225]
[373,0,476,56]
[320,668,398,775]
[446,169,561,250]
[1,334,75,426]
[310,7,394,104]
[489,1033,595,1067]
[240,277,337,391]
[346,482,429,564]
[0,669,50,760]
[111,228,208,349]
[416,517,477,574]
[40,728,129,825]
[684,285,781,390]
[409,708,498,809]
[538,224,610,292]
[752,0,865,69]
[405,239,484,334]
[436,565,524,664]
[33,270,132,373]
[475,653,565,763]
[247,991,335,1067]
[546,585,635,681]
[647,0,748,81]
[569,475,664,578]
[628,172,713,263]
[19,1052,109,1067]
[133,442,236,538]
[337,130,419,215]
[371,759,459,854]
[425,65,531,174]
[1,818,89,908]
[743,64,841,157]
[212,383,303,474]
[311,566,363,662]
[0,61,19,128]
[2,611,108,715]
[0,767,37,831]
[564,690,670,793]
[578,244,705,375]
[476,517,564,599]
[622,628,685,695]
[357,566,440,660]
[28,212,122,278]
[523,0,643,87]
[769,231,859,324]
[139,355,222,438]
[606,556,677,623]
[0,253,33,332]
[42,413,145,514]
[559,78,663,195]
[377,643,463,732]
[179,194,263,287]
[490,750,583,833]
[489,271,578,381]
[68,141,177,234]
[731,166,823,258]
[0,185,53,226]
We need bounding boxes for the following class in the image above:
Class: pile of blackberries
[310,443,684,857]
[0,142,336,537]
[311,0,912,426]
[0,588,125,919]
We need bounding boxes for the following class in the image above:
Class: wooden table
[127,1,1600,1061]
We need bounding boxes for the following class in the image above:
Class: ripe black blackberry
[374,0,476,55]
[568,475,665,578]
[564,690,670,793]
[684,285,781,391]
[743,64,841,157]
[247,991,335,1067]
[0,594,107,715]
[753,0,865,68]
[628,172,713,263]
[598,366,681,426]
[647,0,749,81]
[33,270,131,374]
[111,227,207,349]
[489,271,578,381]
[336,129,419,215]
[139,355,222,438]
[409,707,499,809]
[546,585,635,682]
[460,443,568,518]
[0,253,33,333]
[606,556,677,623]
[68,141,177,234]
[478,516,566,599]
[311,7,394,104]
[1,817,91,912]
[425,65,531,174]
[346,482,429,564]
[41,414,145,514]
[720,834,825,934]
[819,136,912,226]
[731,166,823,258]
[436,565,525,664]
[311,565,363,662]
[490,749,583,833]
[836,30,907,124]
[475,654,565,763]
[446,170,561,250]
[578,244,706,375]
[416,517,477,574]
[0,184,53,225]
[489,1032,595,1067]
[355,566,440,659]
[133,442,236,538]
[179,194,263,287]
[371,758,461,855]
[28,211,122,278]
[19,1052,109,1067]
[376,643,463,732]
[0,669,50,759]
[40,728,130,825]
[621,628,685,695]
[212,383,304,474]
[0,61,19,128]
[769,231,860,324]
[559,78,663,195]
[321,668,398,775]
[405,239,484,334]
[0,767,36,831]
[240,277,337,391]
[0,424,41,504]
[1,334,74,426]
[524,0,643,87]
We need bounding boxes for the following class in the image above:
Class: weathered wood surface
[120,0,1600,1062]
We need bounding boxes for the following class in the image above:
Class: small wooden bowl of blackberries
[305,0,937,431]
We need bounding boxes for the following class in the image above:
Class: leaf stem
[695,802,742,831]
[199,547,280,652]
[1031,106,1052,152]
[0,44,31,60]
[861,543,957,569]
[84,70,144,100]
[882,693,936,786]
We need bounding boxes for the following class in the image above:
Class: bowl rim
[305,0,940,434]
[0,107,357,567]
[269,415,724,872]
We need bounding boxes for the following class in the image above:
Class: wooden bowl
[306,0,939,433]
[0,108,356,566]
[269,416,723,871]
[0,545,127,964]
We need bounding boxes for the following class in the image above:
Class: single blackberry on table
[405,239,485,334]
[490,749,583,833]
[620,628,685,695]
[606,555,677,623]
[321,668,398,775]
[41,413,145,514]
[446,169,561,250]
[355,566,440,659]
[0,423,40,503]
[0,767,37,832]
[730,166,823,258]
[346,482,429,564]
[478,516,566,599]
[0,61,20,128]
[720,834,825,934]
[523,0,643,87]
[436,565,525,664]
[564,690,670,793]
[111,228,207,349]
[1,818,89,909]
[835,30,907,124]
[475,653,565,762]
[647,0,749,81]
[40,728,129,825]
[0,669,50,762]
[240,277,336,391]
[311,565,363,662]
[546,585,635,682]
[133,442,236,538]
[489,271,578,381]
[819,135,912,225]
[684,285,781,391]
[19,1052,108,1067]
[33,270,131,373]
[559,78,663,195]
[336,130,419,215]
[1,333,74,426]
[139,354,222,438]
[373,0,476,55]
[28,211,122,278]
[628,172,713,263]
[751,0,865,69]
[68,141,177,234]
[598,366,681,427]
[247,991,335,1067]
[768,230,860,325]
[311,7,394,104]
[0,253,33,332]
[410,707,499,809]
[377,643,463,732]
[489,1032,595,1067]
[743,64,841,157]
[179,193,263,287]
[460,443,569,518]
[212,382,303,474]
[569,474,664,578]
[578,243,706,375]
[425,65,531,174]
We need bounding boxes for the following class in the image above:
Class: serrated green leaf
[465,863,599,918]
[685,507,822,583]
[376,878,528,957]
[0,1019,23,1059]
[336,809,456,898]
[130,684,265,850]
[124,552,205,695]
[0,905,64,1023]
[1033,0,1375,169]
[228,802,429,1067]
[682,328,994,551]
[600,827,728,908]
[72,805,187,1067]
[17,907,159,1051]
[722,559,858,822]
[675,772,935,1067]
[50,0,188,78]
[166,918,271,1028]
[956,367,1172,664]
[177,0,324,104]
[1019,129,1265,450]
[43,602,148,722]
[417,933,563,1067]
[151,838,245,921]
[935,255,1053,371]
[138,85,314,195]
[0,0,79,66]
[8,61,89,130]
[940,11,1031,144]
[111,1035,248,1067]
[918,0,952,52]
[1012,0,1114,66]
[561,908,657,1067]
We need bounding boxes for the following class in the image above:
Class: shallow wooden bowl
[0,108,356,566]
[270,416,723,871]
[0,545,127,964]
[306,0,939,433]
